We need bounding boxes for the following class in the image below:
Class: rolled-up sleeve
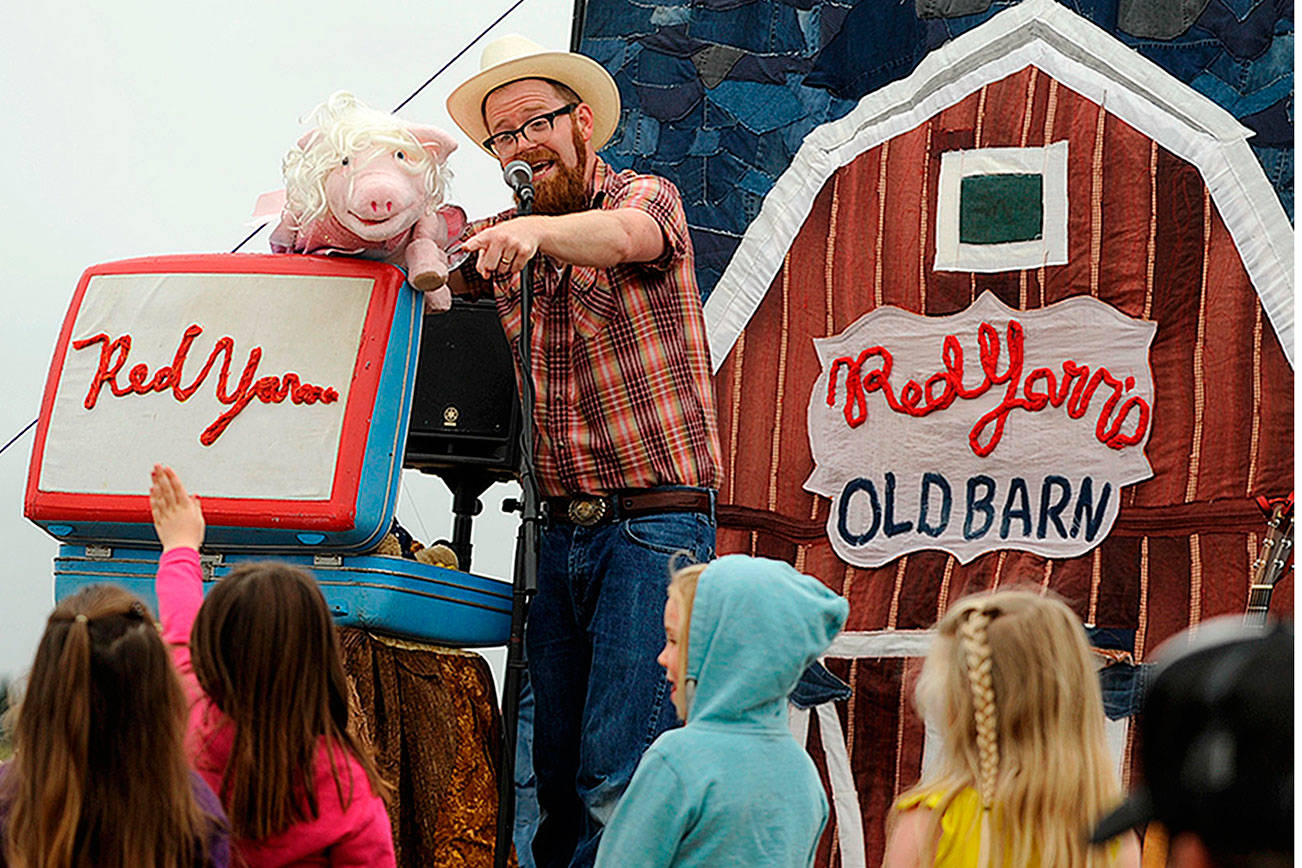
[604,174,690,272]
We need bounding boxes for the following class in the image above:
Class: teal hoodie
[595,555,849,868]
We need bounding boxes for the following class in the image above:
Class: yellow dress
[893,787,1123,868]
[894,787,988,868]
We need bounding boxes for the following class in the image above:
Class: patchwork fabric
[705,56,1293,863]
[582,0,1293,298]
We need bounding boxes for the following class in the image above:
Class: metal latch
[313,554,343,568]
[198,553,224,581]
[85,544,112,560]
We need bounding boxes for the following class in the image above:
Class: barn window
[959,174,1043,243]
[934,141,1068,272]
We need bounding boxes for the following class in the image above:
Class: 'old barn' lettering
[835,471,1113,547]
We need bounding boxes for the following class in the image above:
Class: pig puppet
[271,92,463,311]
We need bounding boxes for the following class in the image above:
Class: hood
[684,555,849,727]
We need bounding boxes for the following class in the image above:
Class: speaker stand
[430,467,494,573]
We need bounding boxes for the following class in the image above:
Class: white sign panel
[39,272,371,499]
[805,292,1155,567]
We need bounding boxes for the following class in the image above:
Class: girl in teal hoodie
[595,555,849,868]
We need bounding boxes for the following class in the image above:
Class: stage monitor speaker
[404,297,520,479]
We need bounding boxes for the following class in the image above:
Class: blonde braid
[959,608,999,807]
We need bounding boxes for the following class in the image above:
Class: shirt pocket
[565,265,618,342]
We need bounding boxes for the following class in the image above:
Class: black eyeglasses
[483,103,579,157]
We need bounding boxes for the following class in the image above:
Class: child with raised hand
[883,588,1141,868]
[0,583,230,867]
[149,464,395,868]
[594,554,849,868]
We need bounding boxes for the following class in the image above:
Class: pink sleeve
[156,547,204,698]
[327,787,396,867]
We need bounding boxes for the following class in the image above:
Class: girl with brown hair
[149,464,395,867]
[0,584,230,868]
[883,588,1141,868]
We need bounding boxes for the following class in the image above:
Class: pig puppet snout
[323,149,428,239]
[346,173,421,222]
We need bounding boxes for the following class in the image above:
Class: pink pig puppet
[270,92,466,312]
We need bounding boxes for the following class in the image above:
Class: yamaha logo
[442,406,459,427]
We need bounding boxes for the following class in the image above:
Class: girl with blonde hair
[883,588,1140,868]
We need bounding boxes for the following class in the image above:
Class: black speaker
[404,297,521,479]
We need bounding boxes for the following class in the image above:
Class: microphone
[503,160,534,202]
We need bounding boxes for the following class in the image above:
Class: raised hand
[149,464,205,552]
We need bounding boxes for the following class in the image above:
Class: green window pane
[959,173,1043,244]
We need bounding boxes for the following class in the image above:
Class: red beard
[517,123,590,215]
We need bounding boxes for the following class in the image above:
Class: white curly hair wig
[281,91,452,229]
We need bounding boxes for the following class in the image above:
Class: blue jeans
[524,493,716,868]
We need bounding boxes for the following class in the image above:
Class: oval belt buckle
[568,495,608,527]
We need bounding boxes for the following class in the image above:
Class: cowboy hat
[447,34,621,156]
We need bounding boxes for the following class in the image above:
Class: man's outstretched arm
[462,208,664,279]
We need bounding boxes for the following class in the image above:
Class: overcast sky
[0,0,572,682]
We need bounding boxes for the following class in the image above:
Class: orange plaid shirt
[459,159,721,497]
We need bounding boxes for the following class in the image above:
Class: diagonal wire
[231,222,268,254]
[0,417,37,458]
[392,0,529,113]
[231,0,529,255]
[400,476,433,542]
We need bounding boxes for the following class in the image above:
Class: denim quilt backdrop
[580,0,1293,298]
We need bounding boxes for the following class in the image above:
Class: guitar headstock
[1246,494,1294,628]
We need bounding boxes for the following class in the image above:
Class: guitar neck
[1245,586,1273,628]
[1244,505,1294,627]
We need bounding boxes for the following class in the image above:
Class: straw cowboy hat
[447,34,621,156]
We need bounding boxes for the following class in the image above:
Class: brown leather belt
[545,488,713,527]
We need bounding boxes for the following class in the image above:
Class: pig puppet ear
[408,125,458,164]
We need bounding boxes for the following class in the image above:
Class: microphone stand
[495,183,539,868]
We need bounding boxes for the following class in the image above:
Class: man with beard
[446,35,721,868]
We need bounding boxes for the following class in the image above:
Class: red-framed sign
[25,254,407,533]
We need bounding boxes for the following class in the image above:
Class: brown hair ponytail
[3,586,219,868]
[14,614,93,865]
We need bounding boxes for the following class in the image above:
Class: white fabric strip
[1105,714,1131,781]
[788,702,811,747]
[816,702,867,868]
[826,630,938,659]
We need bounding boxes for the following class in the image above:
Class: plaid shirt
[459,159,721,497]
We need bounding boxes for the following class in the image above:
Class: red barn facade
[701,2,1294,864]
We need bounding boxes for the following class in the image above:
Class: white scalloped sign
[805,292,1156,568]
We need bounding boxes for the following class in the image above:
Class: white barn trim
[703,0,1294,368]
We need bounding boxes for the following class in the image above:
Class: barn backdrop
[576,0,1293,865]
